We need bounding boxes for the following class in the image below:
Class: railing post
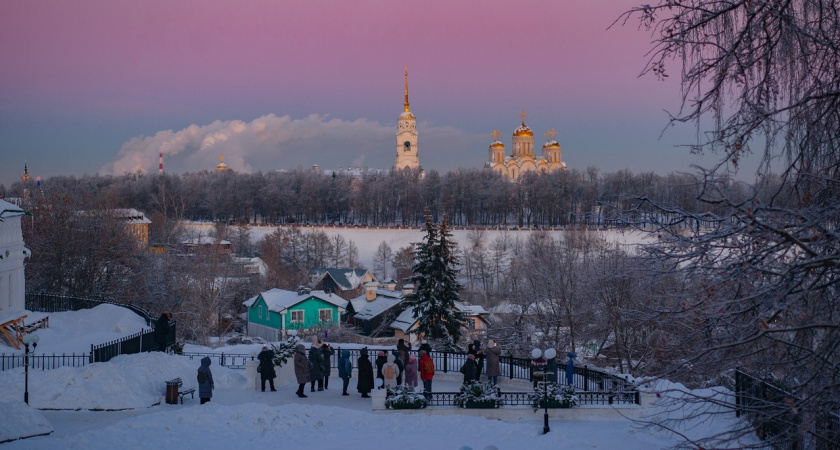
[583,365,589,390]
[508,355,514,380]
[443,350,448,373]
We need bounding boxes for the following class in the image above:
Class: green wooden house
[243,287,348,342]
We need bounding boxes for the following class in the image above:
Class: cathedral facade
[485,111,566,180]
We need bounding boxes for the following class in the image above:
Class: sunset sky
[0,0,756,188]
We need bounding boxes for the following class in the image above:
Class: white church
[0,199,29,316]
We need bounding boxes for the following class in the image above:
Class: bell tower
[395,66,419,170]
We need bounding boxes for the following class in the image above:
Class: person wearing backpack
[382,353,400,388]
[419,350,435,399]
[197,356,214,404]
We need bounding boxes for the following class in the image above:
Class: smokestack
[159,153,163,174]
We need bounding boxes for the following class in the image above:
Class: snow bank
[0,352,245,410]
[1,304,150,355]
[0,401,52,444]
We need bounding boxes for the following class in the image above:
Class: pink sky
[0,0,742,186]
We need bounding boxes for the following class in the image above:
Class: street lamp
[22,333,40,405]
[532,347,549,434]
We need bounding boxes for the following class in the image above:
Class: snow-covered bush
[454,381,503,408]
[384,385,428,409]
[270,337,299,367]
[529,384,578,411]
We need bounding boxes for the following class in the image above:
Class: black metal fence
[0,353,89,371]
[90,321,176,363]
[25,292,153,326]
[415,390,638,407]
[182,347,638,400]
[735,368,840,450]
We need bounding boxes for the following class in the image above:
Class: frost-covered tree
[621,1,840,448]
[405,212,465,347]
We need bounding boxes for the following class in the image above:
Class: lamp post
[532,347,549,434]
[22,333,40,405]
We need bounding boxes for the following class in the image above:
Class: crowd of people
[205,336,514,403]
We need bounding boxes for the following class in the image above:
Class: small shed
[243,287,347,342]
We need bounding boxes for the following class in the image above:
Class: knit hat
[467,354,475,360]
[378,350,386,357]
[487,339,495,348]
[262,344,268,350]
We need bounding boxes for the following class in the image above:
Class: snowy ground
[0,306,759,449]
[183,223,650,269]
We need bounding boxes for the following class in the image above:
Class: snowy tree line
[2,166,783,231]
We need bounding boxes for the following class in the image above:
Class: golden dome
[513,126,533,137]
[399,111,415,120]
[490,141,505,148]
[542,140,560,148]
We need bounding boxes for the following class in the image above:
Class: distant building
[242,287,348,341]
[391,301,489,345]
[215,155,229,172]
[111,209,152,249]
[485,111,566,180]
[307,267,378,301]
[395,66,420,171]
[0,200,29,316]
[179,235,232,255]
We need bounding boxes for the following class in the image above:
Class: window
[319,309,333,323]
[258,306,263,319]
[291,310,304,324]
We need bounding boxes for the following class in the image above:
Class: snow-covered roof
[111,208,152,225]
[181,236,231,246]
[0,199,27,221]
[309,268,374,290]
[351,293,404,321]
[390,302,487,332]
[243,288,347,312]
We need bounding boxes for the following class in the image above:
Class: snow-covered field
[0,305,758,449]
[184,223,650,269]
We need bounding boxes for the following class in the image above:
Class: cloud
[101,114,489,176]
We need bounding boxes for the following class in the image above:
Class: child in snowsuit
[404,354,419,388]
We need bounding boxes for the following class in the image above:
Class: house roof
[389,302,488,333]
[243,288,348,312]
[181,236,231,246]
[308,267,375,290]
[110,208,151,225]
[350,289,405,321]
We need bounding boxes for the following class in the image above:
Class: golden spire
[220,154,224,163]
[403,65,410,112]
[520,109,527,126]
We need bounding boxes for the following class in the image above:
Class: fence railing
[409,390,639,407]
[25,292,153,326]
[91,321,176,363]
[0,353,89,371]
[735,368,840,450]
[182,347,637,398]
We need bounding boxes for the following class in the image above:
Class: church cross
[520,109,527,125]
[492,129,500,142]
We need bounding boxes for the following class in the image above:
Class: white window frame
[258,305,263,319]
[290,310,304,324]
[318,308,333,323]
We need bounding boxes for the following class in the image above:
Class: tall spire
[21,159,30,181]
[403,65,410,112]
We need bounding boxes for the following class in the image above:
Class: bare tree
[372,241,393,279]
[620,1,840,448]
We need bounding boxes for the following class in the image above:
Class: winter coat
[321,346,334,376]
[460,357,477,384]
[382,353,400,387]
[356,353,374,394]
[375,353,387,380]
[392,351,404,381]
[473,340,485,370]
[197,356,214,399]
[258,349,277,380]
[309,347,324,380]
[294,347,311,384]
[154,313,169,347]
[483,344,502,377]
[545,357,558,383]
[419,353,435,381]
[337,350,352,379]
[404,356,418,387]
[397,340,411,368]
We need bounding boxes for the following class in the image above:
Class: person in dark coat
[375,350,387,389]
[391,350,405,385]
[460,353,478,384]
[294,344,310,398]
[320,343,334,390]
[396,338,411,371]
[337,349,352,396]
[154,312,171,352]
[544,348,558,384]
[257,344,277,392]
[473,340,485,380]
[483,339,502,386]
[418,340,432,355]
[309,344,324,392]
[197,356,214,404]
[357,348,374,398]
